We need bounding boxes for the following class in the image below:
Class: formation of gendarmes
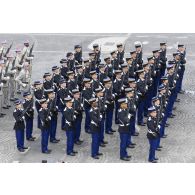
[0,40,186,162]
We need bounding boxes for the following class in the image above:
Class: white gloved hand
[0,83,3,87]
[48,116,51,120]
[22,84,27,88]
[22,116,25,120]
[12,69,17,73]
[6,76,10,80]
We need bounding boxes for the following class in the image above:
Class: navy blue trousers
[41,129,49,152]
[91,132,100,157]
[120,132,128,158]
[178,66,185,92]
[15,129,24,150]
[130,113,136,135]
[50,117,57,141]
[137,97,145,124]
[84,108,91,131]
[75,115,82,142]
[148,138,157,161]
[100,115,105,143]
[105,108,113,132]
[115,100,119,123]
[66,130,74,154]
[25,118,33,139]
[60,110,65,130]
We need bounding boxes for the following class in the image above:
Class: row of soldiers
[12,42,186,162]
[0,40,34,118]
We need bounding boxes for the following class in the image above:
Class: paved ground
[0,33,195,163]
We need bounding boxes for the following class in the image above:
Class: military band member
[15,62,31,93]
[89,97,102,159]
[13,99,29,152]
[72,89,83,145]
[147,106,160,163]
[103,77,115,134]
[95,87,108,147]
[33,81,44,129]
[46,89,60,143]
[63,96,77,156]
[136,69,148,126]
[39,98,52,154]
[74,45,83,64]
[118,98,132,161]
[159,42,167,78]
[111,50,120,70]
[116,43,125,65]
[22,92,36,141]
[82,78,94,133]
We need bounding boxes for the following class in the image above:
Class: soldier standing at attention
[147,106,159,163]
[89,97,102,159]
[13,99,29,153]
[63,96,78,156]
[39,98,52,154]
[22,92,36,141]
[118,98,132,161]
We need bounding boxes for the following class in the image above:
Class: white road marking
[142,41,149,45]
[176,36,188,39]
[135,35,149,38]
[88,35,131,52]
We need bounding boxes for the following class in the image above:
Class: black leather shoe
[18,148,25,152]
[102,140,108,144]
[68,152,75,156]
[158,145,163,148]
[92,156,99,159]
[165,124,169,127]
[154,158,159,160]
[0,114,4,118]
[100,143,106,147]
[168,115,175,118]
[162,134,167,138]
[27,137,35,141]
[149,160,158,163]
[75,141,82,145]
[127,145,135,149]
[1,113,6,115]
[10,98,15,101]
[156,148,161,151]
[7,105,11,108]
[131,142,136,146]
[126,155,132,159]
[111,129,116,132]
[50,140,59,143]
[132,132,139,136]
[97,153,103,156]
[172,106,176,110]
[138,123,146,126]
[179,90,185,94]
[105,131,113,135]
[23,147,29,150]
[42,150,52,154]
[73,150,78,154]
[120,157,130,161]
[176,99,180,102]
[3,106,9,109]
